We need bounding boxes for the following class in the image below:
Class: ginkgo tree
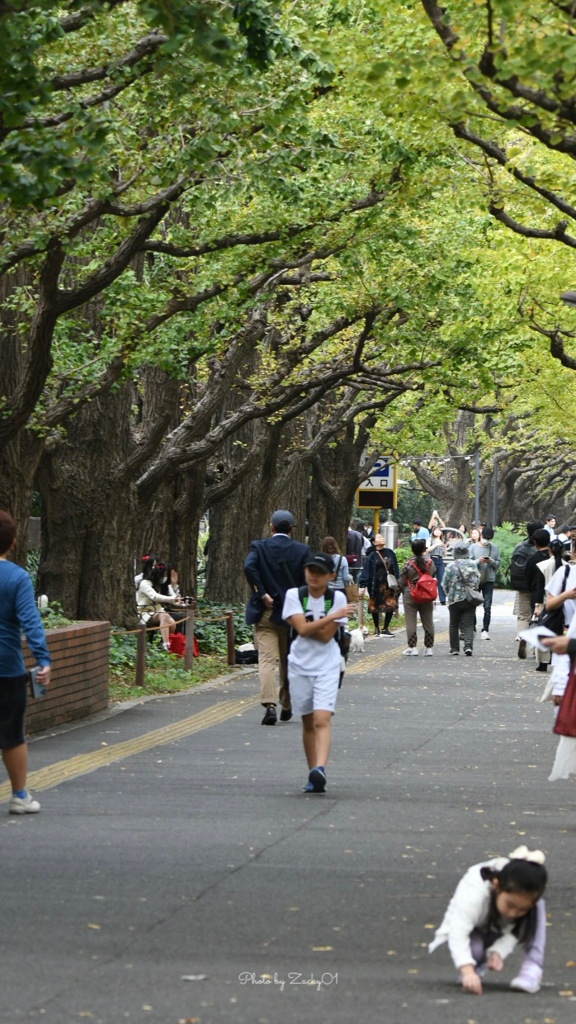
[1,0,563,617]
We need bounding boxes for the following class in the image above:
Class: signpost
[357,456,398,534]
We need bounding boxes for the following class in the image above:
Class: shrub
[493,522,524,588]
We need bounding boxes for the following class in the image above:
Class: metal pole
[225,610,235,666]
[492,463,498,526]
[184,608,195,671]
[474,451,480,527]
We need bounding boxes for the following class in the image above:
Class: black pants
[479,581,494,632]
[449,600,475,652]
[372,610,393,631]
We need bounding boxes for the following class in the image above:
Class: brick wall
[22,621,110,734]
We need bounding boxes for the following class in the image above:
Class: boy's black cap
[304,553,335,574]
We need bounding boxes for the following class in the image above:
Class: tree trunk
[204,423,282,603]
[36,387,142,623]
[308,418,372,551]
[0,432,44,567]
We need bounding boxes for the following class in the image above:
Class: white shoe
[423,648,433,657]
[402,648,418,656]
[481,630,490,640]
[9,792,41,814]
[510,963,542,994]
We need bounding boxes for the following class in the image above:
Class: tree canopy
[2,0,576,617]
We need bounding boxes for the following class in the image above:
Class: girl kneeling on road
[428,846,547,995]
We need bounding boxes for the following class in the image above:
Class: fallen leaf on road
[86,924,101,930]
[182,975,207,981]
[312,946,333,951]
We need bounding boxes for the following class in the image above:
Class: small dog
[349,628,365,653]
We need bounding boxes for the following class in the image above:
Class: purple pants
[470,899,546,969]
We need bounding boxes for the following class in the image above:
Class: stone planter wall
[22,621,110,735]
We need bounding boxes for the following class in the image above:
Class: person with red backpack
[398,539,437,656]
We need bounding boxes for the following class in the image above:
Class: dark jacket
[346,529,364,565]
[526,549,551,608]
[359,547,399,594]
[244,534,311,624]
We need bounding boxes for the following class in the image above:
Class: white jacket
[428,858,519,968]
[136,579,178,622]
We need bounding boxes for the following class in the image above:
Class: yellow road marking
[347,632,450,675]
[0,696,259,804]
[1,634,451,803]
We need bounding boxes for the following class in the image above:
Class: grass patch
[108,654,240,703]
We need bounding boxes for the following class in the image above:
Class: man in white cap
[244,511,310,725]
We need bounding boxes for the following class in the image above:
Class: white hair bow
[508,844,546,865]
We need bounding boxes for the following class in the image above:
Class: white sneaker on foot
[402,648,418,656]
[9,792,41,814]
[481,630,490,640]
[510,963,542,994]
[423,648,433,656]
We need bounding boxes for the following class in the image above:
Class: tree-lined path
[2,594,573,1024]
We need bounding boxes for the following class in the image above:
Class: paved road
[2,592,575,1024]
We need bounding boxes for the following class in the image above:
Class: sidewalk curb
[28,664,259,744]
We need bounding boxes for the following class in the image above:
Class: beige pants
[254,609,290,709]
[516,590,549,665]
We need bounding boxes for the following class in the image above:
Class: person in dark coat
[358,534,399,636]
[244,510,310,725]
[526,529,552,673]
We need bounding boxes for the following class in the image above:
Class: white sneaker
[510,963,542,994]
[481,630,490,640]
[423,648,433,657]
[402,648,418,656]
[9,792,41,814]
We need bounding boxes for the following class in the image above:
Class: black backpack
[509,539,532,591]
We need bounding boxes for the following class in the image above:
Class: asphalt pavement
[1,591,575,1024]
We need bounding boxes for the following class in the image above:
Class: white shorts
[288,670,340,716]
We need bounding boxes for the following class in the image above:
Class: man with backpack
[244,510,310,725]
[397,539,438,655]
[282,554,354,793]
[509,521,544,659]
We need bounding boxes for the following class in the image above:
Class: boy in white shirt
[282,554,354,793]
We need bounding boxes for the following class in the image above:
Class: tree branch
[489,203,576,248]
[48,31,165,91]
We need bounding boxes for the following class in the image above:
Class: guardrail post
[135,624,146,687]
[225,610,235,666]
[184,610,195,671]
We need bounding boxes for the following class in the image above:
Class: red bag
[554,663,576,737]
[406,558,438,604]
[168,633,186,658]
[167,633,199,658]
